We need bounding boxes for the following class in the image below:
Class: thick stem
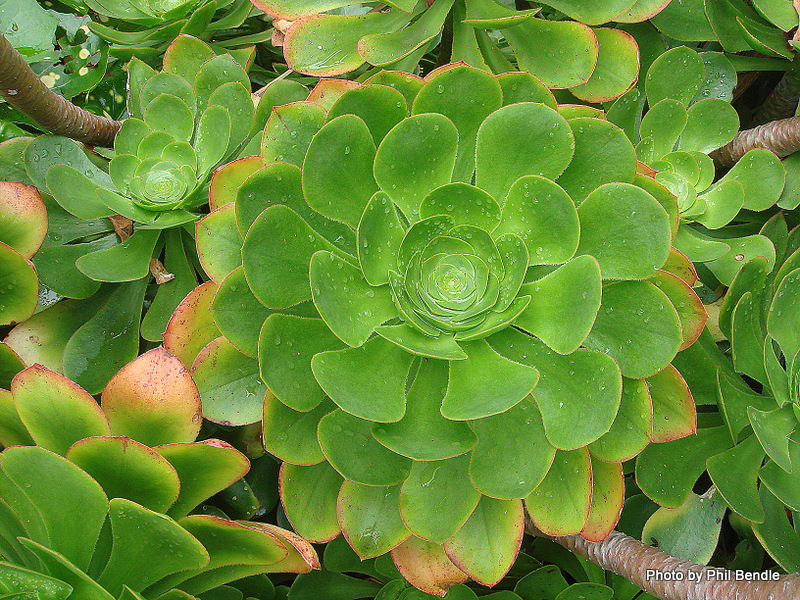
[712,115,800,166]
[532,527,800,600]
[0,33,122,147]
[751,71,800,126]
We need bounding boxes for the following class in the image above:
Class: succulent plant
[255,0,671,103]
[634,212,800,572]
[0,35,311,394]
[608,45,787,286]
[186,63,706,593]
[26,34,258,233]
[82,0,268,62]
[0,348,319,599]
[651,0,797,61]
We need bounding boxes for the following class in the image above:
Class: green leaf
[66,436,180,513]
[0,561,71,600]
[694,181,745,230]
[0,387,32,449]
[525,449,592,536]
[357,191,406,287]
[162,281,221,369]
[303,115,378,228]
[0,0,57,60]
[516,255,602,355]
[261,102,327,167]
[374,113,458,221]
[475,103,573,203]
[635,425,732,507]
[372,358,477,460]
[707,434,765,523]
[286,571,381,600]
[577,182,671,279]
[327,85,408,146]
[0,243,37,326]
[505,19,598,89]
[488,328,622,450]
[363,70,424,110]
[1,446,108,571]
[283,8,418,76]
[582,458,624,542]
[195,203,243,284]
[399,454,480,543]
[259,314,345,412]
[748,405,796,473]
[494,176,579,266]
[63,279,147,395]
[496,72,556,109]
[443,496,524,587]
[647,365,696,442]
[312,335,413,423]
[359,0,454,67]
[556,583,614,600]
[76,229,160,283]
[469,397,555,500]
[588,377,652,463]
[374,325,469,360]
[153,441,248,522]
[768,268,800,360]
[560,119,637,204]
[641,488,726,564]
[279,462,342,542]
[705,234,775,286]
[210,267,268,358]
[584,281,681,379]
[165,517,288,595]
[338,482,410,559]
[639,99,686,161]
[10,364,110,455]
[514,565,568,600]
[310,251,397,347]
[679,98,739,153]
[752,485,800,572]
[143,94,194,142]
[645,46,705,107]
[97,498,208,596]
[191,336,264,426]
[411,65,503,183]
[241,205,339,309]
[162,34,216,83]
[141,230,198,343]
[194,105,231,176]
[441,339,539,420]
[570,28,639,103]
[318,409,412,486]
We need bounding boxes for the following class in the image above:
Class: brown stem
[0,32,122,147]
[751,71,800,126]
[712,115,800,166]
[529,526,800,600]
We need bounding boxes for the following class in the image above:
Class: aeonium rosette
[188,64,709,594]
[20,34,267,287]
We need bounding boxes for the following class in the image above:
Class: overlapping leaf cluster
[636,213,800,574]
[0,350,317,600]
[188,63,707,592]
[256,0,667,103]
[607,45,789,289]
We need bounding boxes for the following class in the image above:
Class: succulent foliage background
[4,1,800,599]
